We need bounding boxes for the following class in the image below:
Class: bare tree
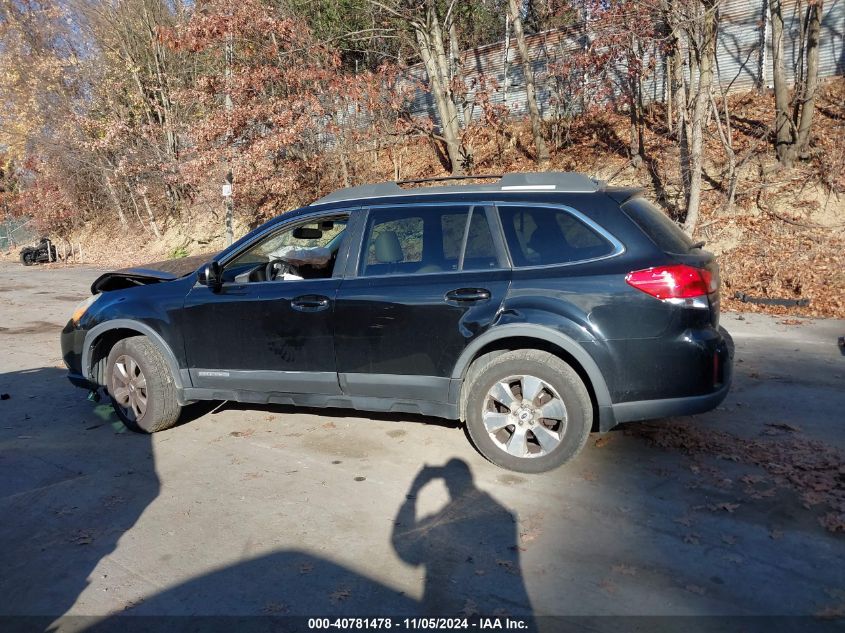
[506,0,549,166]
[414,1,465,174]
[769,0,794,166]
[794,0,823,157]
[769,0,824,166]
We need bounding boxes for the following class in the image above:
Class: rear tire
[464,350,592,473]
[106,337,181,433]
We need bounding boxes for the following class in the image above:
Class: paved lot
[0,262,843,628]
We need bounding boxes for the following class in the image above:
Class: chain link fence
[0,217,37,252]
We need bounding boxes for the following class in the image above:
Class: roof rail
[397,173,503,185]
[311,182,405,205]
[499,172,602,192]
[310,172,603,206]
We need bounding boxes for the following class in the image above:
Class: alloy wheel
[111,354,148,422]
[482,374,568,458]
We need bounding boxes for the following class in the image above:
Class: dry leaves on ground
[632,422,845,533]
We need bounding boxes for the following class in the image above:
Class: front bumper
[61,320,89,389]
[67,371,98,391]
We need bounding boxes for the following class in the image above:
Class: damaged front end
[90,254,209,293]
[62,253,208,393]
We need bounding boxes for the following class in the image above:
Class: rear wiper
[689,240,706,250]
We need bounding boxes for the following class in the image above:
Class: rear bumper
[609,340,732,425]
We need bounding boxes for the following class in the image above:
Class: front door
[334,204,510,403]
[182,214,350,395]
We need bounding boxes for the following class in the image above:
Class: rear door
[333,203,510,404]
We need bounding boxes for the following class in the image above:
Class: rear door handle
[445,288,491,303]
[291,295,330,312]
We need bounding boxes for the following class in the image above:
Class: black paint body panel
[61,188,732,430]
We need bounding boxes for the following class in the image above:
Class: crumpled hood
[91,253,211,293]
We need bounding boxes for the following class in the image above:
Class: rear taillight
[626,264,715,308]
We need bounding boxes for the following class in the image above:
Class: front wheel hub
[111,354,148,422]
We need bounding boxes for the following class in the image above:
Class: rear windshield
[622,197,693,254]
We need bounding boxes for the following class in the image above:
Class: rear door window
[622,197,693,254]
[498,205,615,267]
[360,205,500,276]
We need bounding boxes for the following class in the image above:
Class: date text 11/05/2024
[307,618,530,630]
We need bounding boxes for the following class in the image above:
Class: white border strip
[500,184,557,191]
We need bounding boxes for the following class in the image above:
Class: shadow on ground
[0,367,532,630]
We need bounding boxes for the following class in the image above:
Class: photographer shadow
[392,458,533,617]
[71,459,531,630]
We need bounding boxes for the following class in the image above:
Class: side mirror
[200,261,223,292]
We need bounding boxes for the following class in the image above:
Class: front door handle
[445,288,491,303]
[291,295,330,312]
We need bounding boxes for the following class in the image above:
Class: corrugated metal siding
[404,0,844,124]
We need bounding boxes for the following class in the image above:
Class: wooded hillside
[1,0,842,316]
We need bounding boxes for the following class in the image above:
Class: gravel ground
[0,262,843,631]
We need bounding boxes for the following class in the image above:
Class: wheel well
[89,328,143,386]
[459,336,601,432]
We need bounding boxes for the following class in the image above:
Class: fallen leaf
[322,421,337,430]
[594,436,611,448]
[684,533,701,545]
[496,559,518,575]
[815,606,845,619]
[460,599,479,617]
[765,422,801,433]
[329,589,351,604]
[674,515,694,527]
[819,513,845,533]
[611,564,637,576]
[299,562,314,574]
[769,529,784,540]
[71,530,94,545]
[598,578,617,594]
[708,502,740,513]
[230,429,255,438]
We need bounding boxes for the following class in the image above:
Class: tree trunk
[664,0,691,195]
[428,5,466,169]
[628,32,644,168]
[139,188,162,238]
[769,0,795,166]
[795,0,822,156]
[126,185,149,232]
[103,171,128,226]
[677,44,692,195]
[415,15,464,175]
[507,0,549,166]
[683,0,717,234]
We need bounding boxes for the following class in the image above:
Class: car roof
[309,172,607,208]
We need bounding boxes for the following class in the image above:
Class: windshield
[226,219,348,268]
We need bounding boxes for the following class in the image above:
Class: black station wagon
[62,172,732,472]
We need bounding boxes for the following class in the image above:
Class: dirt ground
[0,262,844,631]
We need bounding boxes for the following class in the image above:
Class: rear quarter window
[499,205,616,267]
[622,197,693,254]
